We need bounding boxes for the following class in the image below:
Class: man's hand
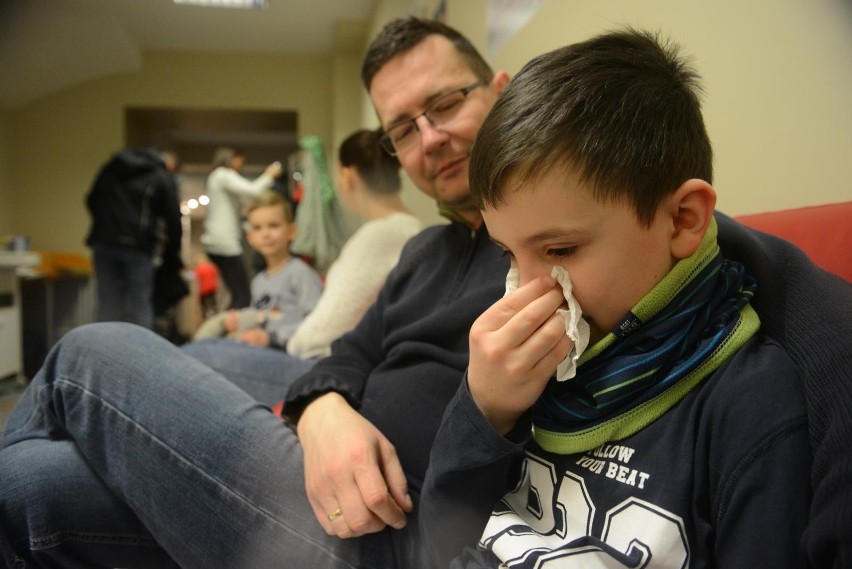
[468,275,572,435]
[296,393,413,538]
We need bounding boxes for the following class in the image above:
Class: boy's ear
[668,178,717,259]
[491,70,511,96]
[288,222,298,240]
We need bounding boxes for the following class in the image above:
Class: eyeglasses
[379,80,486,156]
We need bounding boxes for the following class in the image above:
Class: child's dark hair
[338,128,402,195]
[361,16,494,91]
[247,190,294,223]
[470,28,713,227]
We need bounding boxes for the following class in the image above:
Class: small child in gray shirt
[196,191,323,349]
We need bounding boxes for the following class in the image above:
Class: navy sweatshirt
[284,220,508,495]
[423,337,810,568]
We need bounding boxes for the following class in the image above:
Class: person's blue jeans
[0,323,418,568]
[92,244,155,329]
[180,339,318,406]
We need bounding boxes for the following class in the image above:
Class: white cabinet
[0,306,21,378]
[0,253,39,381]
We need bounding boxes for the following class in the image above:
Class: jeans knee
[60,322,158,358]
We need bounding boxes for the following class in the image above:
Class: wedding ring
[327,507,343,521]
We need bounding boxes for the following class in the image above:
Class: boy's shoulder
[696,333,807,434]
[286,255,315,270]
[272,256,322,280]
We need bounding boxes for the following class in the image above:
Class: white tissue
[504,266,590,381]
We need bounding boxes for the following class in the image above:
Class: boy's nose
[514,260,552,288]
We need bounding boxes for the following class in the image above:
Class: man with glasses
[0,17,511,568]
[284,16,510,545]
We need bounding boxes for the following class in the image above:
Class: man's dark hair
[361,17,494,91]
[339,128,402,195]
[470,28,713,227]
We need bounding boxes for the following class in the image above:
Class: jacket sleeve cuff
[282,372,361,422]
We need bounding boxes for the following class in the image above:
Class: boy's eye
[547,246,576,259]
[499,248,515,259]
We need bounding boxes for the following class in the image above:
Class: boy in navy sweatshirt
[421,28,821,568]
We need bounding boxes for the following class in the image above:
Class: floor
[0,313,188,434]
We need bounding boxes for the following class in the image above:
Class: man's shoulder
[716,210,852,378]
[391,222,451,260]
[406,221,454,242]
[400,221,481,251]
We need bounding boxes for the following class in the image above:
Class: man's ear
[668,178,717,259]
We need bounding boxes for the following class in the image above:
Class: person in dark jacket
[85,147,182,329]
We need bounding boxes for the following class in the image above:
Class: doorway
[124,107,299,339]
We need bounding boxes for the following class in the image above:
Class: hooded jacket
[85,147,181,256]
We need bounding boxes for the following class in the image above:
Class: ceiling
[0,0,376,110]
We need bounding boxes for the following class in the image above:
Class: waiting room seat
[734,201,852,283]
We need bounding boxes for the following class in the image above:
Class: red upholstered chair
[734,201,852,283]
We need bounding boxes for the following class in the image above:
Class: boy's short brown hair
[470,28,712,227]
[247,191,294,223]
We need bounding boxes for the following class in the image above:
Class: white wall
[0,112,10,235]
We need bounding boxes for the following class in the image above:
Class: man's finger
[306,489,336,535]
[335,475,381,537]
[379,440,413,515]
[352,459,407,530]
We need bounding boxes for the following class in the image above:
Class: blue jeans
[0,323,418,568]
[180,339,318,406]
[92,244,155,329]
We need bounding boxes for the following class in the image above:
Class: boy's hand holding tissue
[467,274,573,436]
